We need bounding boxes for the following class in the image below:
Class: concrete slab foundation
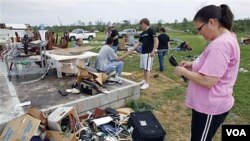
[0,61,140,133]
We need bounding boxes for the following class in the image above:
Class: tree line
[33,18,250,34]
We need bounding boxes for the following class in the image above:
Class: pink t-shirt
[186,32,240,115]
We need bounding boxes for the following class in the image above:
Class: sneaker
[108,70,117,77]
[140,83,149,90]
[139,80,146,85]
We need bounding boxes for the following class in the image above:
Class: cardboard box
[48,107,83,133]
[46,131,76,141]
[28,107,47,126]
[0,114,41,141]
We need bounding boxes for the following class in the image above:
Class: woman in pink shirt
[174,4,240,141]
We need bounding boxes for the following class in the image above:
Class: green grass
[124,32,250,122]
[119,32,249,140]
[61,31,250,122]
[52,31,249,140]
[232,45,250,121]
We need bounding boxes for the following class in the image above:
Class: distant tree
[77,20,81,26]
[232,18,250,33]
[156,20,163,32]
[174,19,178,28]
[88,21,92,26]
[95,19,106,32]
[122,20,131,26]
[81,22,85,26]
[182,18,188,29]
[36,18,250,36]
[107,21,111,27]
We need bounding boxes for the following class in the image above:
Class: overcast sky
[0,0,249,26]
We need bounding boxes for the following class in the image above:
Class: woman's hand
[180,61,193,70]
[174,66,187,76]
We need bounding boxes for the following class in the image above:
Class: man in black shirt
[109,26,119,52]
[158,27,170,71]
[135,18,159,90]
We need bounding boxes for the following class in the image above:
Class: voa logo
[226,129,247,136]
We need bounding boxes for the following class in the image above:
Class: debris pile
[0,106,166,141]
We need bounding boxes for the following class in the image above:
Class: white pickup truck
[69,29,96,41]
[118,28,141,38]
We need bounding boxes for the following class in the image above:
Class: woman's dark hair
[106,37,113,45]
[159,27,166,33]
[193,4,234,30]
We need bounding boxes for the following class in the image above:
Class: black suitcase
[128,111,166,141]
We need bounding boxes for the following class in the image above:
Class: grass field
[70,31,250,141]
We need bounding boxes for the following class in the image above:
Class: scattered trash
[239,68,248,73]
[58,89,69,96]
[241,38,250,45]
[15,101,31,107]
[102,89,110,94]
[174,41,192,51]
[116,108,134,116]
[0,105,165,141]
[153,74,159,78]
[121,72,133,76]
[65,88,80,94]
[79,80,101,95]
[48,107,83,133]
[46,130,76,141]
[83,40,89,44]
[28,107,48,131]
[184,55,198,61]
[92,116,113,127]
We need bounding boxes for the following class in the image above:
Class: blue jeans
[157,49,168,71]
[112,45,119,53]
[104,61,124,76]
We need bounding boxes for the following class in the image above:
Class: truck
[118,28,141,38]
[69,29,96,41]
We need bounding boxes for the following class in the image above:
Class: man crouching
[95,37,133,76]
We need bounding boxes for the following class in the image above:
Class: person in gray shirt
[95,37,133,76]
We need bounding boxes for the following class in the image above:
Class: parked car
[183,29,191,33]
[118,28,141,38]
[69,29,96,41]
